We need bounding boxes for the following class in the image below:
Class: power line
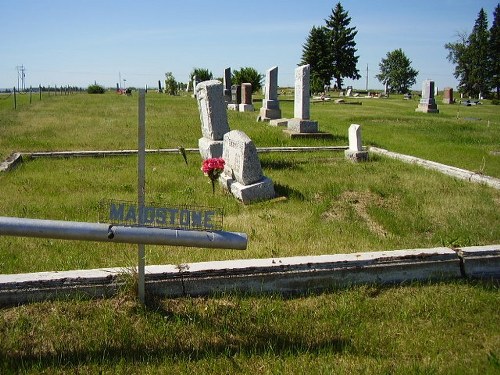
[16,65,26,91]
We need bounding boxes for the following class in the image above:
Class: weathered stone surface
[198,137,223,159]
[259,66,281,120]
[196,80,230,140]
[221,176,275,204]
[460,245,500,279]
[287,118,318,133]
[348,124,363,151]
[269,118,289,127]
[416,80,439,113]
[345,149,368,162]
[220,130,275,203]
[222,130,263,185]
[294,64,311,119]
[231,85,241,104]
[241,83,252,105]
[443,87,453,104]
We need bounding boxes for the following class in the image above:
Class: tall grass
[0,91,499,373]
[0,92,499,273]
[0,280,499,374]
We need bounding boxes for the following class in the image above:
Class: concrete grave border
[0,245,498,306]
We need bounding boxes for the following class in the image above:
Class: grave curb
[0,245,498,306]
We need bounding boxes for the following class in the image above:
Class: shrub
[87,84,105,94]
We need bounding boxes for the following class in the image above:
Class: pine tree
[490,4,500,98]
[445,8,491,98]
[325,2,360,90]
[468,8,490,97]
[300,26,331,93]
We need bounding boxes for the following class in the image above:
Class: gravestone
[443,87,454,104]
[239,83,254,112]
[258,66,281,121]
[344,124,368,162]
[196,80,230,159]
[220,130,275,204]
[223,67,232,104]
[287,64,319,133]
[227,84,241,111]
[415,80,439,113]
[191,75,199,98]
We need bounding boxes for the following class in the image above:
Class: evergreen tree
[445,32,472,95]
[325,2,360,90]
[468,8,490,97]
[376,49,418,94]
[446,8,491,98]
[490,4,500,98]
[300,26,331,93]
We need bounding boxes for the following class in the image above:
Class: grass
[0,90,499,373]
[0,280,499,374]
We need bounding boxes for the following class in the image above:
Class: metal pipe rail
[0,216,247,250]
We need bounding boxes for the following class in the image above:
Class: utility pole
[16,65,26,91]
[365,64,368,92]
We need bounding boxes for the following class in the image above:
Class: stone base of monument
[415,100,439,113]
[345,149,369,162]
[258,107,282,122]
[239,104,254,112]
[269,118,289,127]
[283,120,333,139]
[287,118,319,133]
[415,104,439,113]
[227,104,239,111]
[198,137,223,159]
[220,175,275,204]
[283,130,334,139]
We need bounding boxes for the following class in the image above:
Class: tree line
[162,2,499,98]
[445,5,500,99]
[301,2,499,97]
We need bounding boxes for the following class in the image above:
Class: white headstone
[196,80,230,159]
[259,66,281,121]
[348,124,363,152]
[416,79,439,113]
[287,64,318,133]
[294,64,310,120]
[344,124,368,162]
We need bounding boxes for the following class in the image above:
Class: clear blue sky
[1,0,498,91]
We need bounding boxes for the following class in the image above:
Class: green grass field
[0,90,499,373]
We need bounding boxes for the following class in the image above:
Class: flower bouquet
[201,157,225,194]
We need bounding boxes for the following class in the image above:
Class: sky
[1,0,498,91]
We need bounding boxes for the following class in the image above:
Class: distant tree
[190,68,213,83]
[445,32,472,95]
[376,49,418,94]
[87,84,105,94]
[325,2,361,90]
[164,72,178,95]
[446,8,491,98]
[300,26,332,93]
[490,4,500,98]
[231,67,264,93]
[469,8,491,97]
